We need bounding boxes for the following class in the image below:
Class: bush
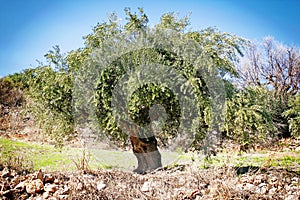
[0,77,24,108]
[27,66,74,146]
[223,86,277,151]
[283,94,300,137]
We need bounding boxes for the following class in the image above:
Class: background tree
[236,37,300,137]
[223,86,276,152]
[27,46,74,146]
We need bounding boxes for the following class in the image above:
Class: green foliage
[186,28,247,77]
[27,47,74,146]
[71,8,246,148]
[156,12,190,31]
[283,94,300,137]
[224,86,277,150]
[124,7,149,31]
[21,8,246,148]
[91,47,193,146]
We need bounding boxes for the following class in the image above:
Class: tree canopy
[6,8,298,152]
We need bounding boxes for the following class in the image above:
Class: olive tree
[28,8,246,173]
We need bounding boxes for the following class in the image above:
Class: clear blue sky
[1,0,300,77]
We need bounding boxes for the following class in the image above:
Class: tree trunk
[130,135,162,174]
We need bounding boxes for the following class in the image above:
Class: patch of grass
[0,137,76,171]
[0,137,136,171]
[272,155,300,168]
[1,137,299,173]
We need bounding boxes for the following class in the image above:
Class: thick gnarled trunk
[130,135,162,174]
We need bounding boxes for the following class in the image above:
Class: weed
[0,154,34,174]
[72,141,91,171]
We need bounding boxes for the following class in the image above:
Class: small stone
[76,182,83,191]
[269,176,278,185]
[286,194,298,200]
[10,170,17,177]
[244,183,255,191]
[61,185,69,195]
[59,195,69,199]
[14,180,28,190]
[48,196,59,200]
[44,183,58,193]
[26,179,44,194]
[97,181,106,190]
[44,174,55,183]
[236,183,244,190]
[257,183,268,194]
[36,169,44,182]
[295,146,300,152]
[291,177,299,186]
[254,175,264,185]
[43,191,50,199]
[54,179,59,184]
[240,175,249,183]
[258,183,268,187]
[269,187,277,195]
[1,167,10,178]
[141,181,151,192]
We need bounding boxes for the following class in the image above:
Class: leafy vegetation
[26,64,74,146]
[1,8,299,153]
[224,86,276,151]
[283,93,300,137]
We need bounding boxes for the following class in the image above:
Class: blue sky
[0,0,300,77]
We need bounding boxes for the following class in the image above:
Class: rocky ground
[1,104,300,199]
[0,163,299,200]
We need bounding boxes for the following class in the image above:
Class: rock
[257,183,268,194]
[76,182,83,191]
[236,183,244,190]
[44,174,55,183]
[244,183,255,191]
[253,175,264,185]
[47,196,59,200]
[295,146,300,152]
[286,194,299,200]
[269,176,278,186]
[26,179,44,194]
[141,181,151,192]
[291,177,299,186]
[97,181,106,190]
[36,169,44,182]
[54,179,59,184]
[59,195,69,199]
[1,167,10,178]
[43,191,50,199]
[240,175,249,183]
[14,180,28,190]
[60,185,69,195]
[269,187,277,195]
[10,170,17,177]
[44,183,58,193]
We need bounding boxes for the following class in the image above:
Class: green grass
[0,137,138,171]
[1,137,299,172]
[0,137,77,171]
